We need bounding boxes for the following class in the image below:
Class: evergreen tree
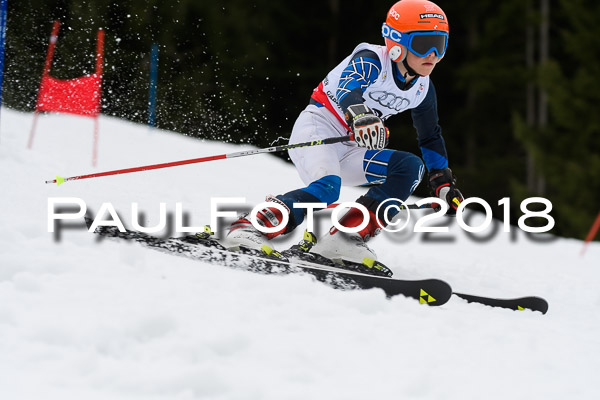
[513,0,600,238]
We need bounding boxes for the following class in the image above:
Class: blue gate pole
[148,43,158,128]
[0,0,8,142]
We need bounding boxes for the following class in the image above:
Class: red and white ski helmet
[382,0,449,62]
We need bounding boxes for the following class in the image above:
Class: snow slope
[1,108,599,400]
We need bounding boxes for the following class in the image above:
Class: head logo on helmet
[382,0,449,63]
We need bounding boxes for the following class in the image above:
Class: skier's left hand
[428,168,464,216]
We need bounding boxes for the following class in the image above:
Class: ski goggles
[381,23,448,58]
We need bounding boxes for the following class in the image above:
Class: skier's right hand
[344,104,389,150]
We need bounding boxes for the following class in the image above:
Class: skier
[226,0,464,265]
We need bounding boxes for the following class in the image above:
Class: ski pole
[45,134,354,186]
[399,203,436,210]
[326,202,435,210]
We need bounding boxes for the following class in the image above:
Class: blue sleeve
[411,81,449,170]
[336,50,382,112]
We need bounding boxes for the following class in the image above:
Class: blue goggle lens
[409,33,447,57]
[382,23,448,57]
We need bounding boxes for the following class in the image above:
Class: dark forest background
[3,0,599,240]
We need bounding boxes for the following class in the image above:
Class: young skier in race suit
[226,0,464,266]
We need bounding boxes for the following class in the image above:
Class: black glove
[344,104,388,150]
[428,168,464,216]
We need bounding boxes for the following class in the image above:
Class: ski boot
[311,206,380,261]
[309,203,392,277]
[224,196,289,258]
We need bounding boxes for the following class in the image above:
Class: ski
[85,220,549,314]
[453,292,549,314]
[85,219,453,306]
[285,231,549,314]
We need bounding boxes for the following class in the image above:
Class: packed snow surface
[1,109,599,399]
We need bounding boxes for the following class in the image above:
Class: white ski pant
[288,104,369,187]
